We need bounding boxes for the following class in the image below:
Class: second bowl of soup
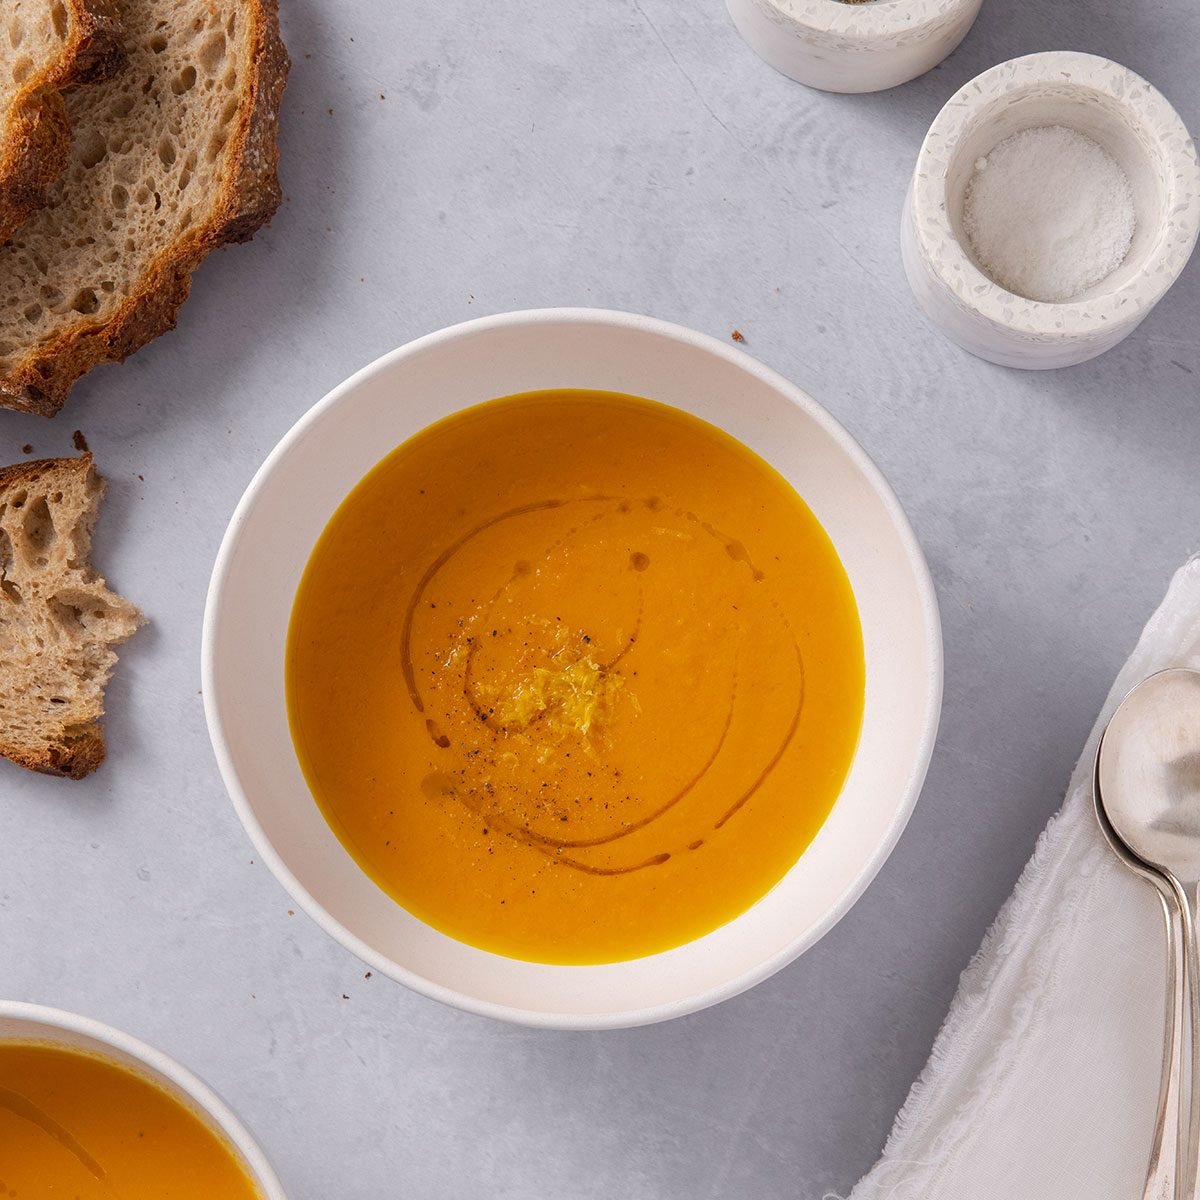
[0,1002,284,1199]
[204,309,941,1027]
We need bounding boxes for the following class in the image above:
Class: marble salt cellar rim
[754,0,972,44]
[910,52,1200,339]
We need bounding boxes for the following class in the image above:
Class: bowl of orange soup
[0,1001,285,1198]
[204,309,942,1028]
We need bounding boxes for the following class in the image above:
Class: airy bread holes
[48,595,85,632]
[0,528,17,603]
[171,65,197,94]
[23,496,56,557]
[78,130,108,170]
[199,32,226,73]
[11,56,33,85]
[50,3,68,40]
[70,288,99,315]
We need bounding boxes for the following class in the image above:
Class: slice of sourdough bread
[0,0,288,416]
[0,0,124,242]
[0,452,141,778]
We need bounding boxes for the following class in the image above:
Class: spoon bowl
[1099,668,1200,885]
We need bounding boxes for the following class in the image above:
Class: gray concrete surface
[2,1,1198,1196]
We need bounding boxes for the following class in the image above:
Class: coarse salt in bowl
[902,51,1200,369]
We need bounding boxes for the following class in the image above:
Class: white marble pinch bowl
[725,0,981,94]
[203,308,943,1030]
[0,1001,286,1197]
[902,52,1200,369]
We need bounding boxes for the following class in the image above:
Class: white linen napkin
[849,558,1200,1200]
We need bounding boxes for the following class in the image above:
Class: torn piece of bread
[0,452,142,778]
[0,0,124,242]
[0,0,289,416]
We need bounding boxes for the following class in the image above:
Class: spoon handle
[1185,881,1200,1200]
[1144,881,1186,1200]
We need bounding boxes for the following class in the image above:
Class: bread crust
[0,721,107,779]
[0,452,140,779]
[0,0,290,418]
[0,0,125,244]
[0,450,90,488]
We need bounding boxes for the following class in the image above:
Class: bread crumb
[72,430,89,452]
[21,444,32,454]
[731,329,746,343]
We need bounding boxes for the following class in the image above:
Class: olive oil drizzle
[0,1086,112,1187]
[716,638,806,829]
[399,497,570,713]
[513,681,735,851]
[399,495,806,876]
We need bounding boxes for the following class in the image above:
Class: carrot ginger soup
[287,390,864,963]
[0,1041,261,1198]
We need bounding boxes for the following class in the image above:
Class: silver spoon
[1098,667,1200,1200]
[1095,750,1186,1200]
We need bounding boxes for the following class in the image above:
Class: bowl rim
[0,1000,286,1196]
[910,51,1200,337]
[202,307,943,1029]
[738,0,977,41]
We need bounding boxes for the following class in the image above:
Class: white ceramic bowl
[902,52,1200,369]
[0,1001,285,1197]
[203,309,942,1029]
[726,0,981,94]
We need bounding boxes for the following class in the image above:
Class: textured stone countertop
[2,1,1198,1196]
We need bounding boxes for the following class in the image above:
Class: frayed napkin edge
[839,554,1200,1200]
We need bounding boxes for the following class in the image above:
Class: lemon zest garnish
[494,656,624,739]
